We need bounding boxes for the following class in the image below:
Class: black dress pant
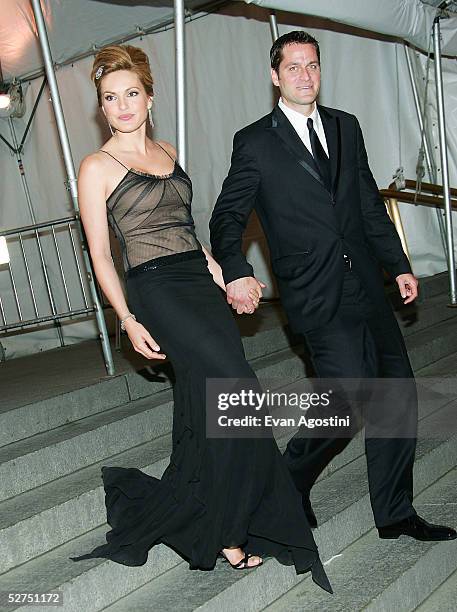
[283,267,417,527]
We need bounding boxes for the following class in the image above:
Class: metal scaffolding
[30,0,115,374]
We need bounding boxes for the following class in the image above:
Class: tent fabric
[240,0,457,56]
[1,2,456,359]
[0,0,213,80]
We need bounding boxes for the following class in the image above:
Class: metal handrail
[381,188,457,211]
[0,215,79,236]
[0,217,109,341]
[380,180,457,307]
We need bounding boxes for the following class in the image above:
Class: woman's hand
[124,318,166,360]
[248,288,261,311]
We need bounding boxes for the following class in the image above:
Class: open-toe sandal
[220,551,263,570]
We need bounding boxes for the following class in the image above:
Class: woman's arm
[78,155,165,360]
[201,245,261,309]
[201,245,226,291]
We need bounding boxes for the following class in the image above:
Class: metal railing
[381,180,457,306]
[0,215,115,366]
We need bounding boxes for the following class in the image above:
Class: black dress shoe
[302,493,318,529]
[378,515,457,541]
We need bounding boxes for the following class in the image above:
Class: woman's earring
[102,107,114,136]
[148,106,154,129]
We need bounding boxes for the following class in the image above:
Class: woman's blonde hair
[91,45,154,106]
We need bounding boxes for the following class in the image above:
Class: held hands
[123,318,166,360]
[226,276,266,314]
[396,273,419,304]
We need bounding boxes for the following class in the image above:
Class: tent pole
[174,0,186,169]
[30,0,116,373]
[404,45,448,259]
[269,11,279,41]
[433,16,457,306]
[404,47,438,185]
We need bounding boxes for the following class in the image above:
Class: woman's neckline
[106,161,178,202]
[129,160,176,180]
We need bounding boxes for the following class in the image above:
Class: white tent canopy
[0,1,214,80]
[240,0,457,56]
[1,1,456,360]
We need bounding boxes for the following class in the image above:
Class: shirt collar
[278,98,320,130]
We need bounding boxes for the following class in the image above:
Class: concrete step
[394,291,457,339]
[1,364,453,574]
[2,283,456,452]
[416,349,457,377]
[265,468,457,612]
[2,294,455,461]
[416,568,457,612]
[0,304,295,448]
[0,433,171,575]
[0,367,163,449]
[0,391,175,503]
[1,373,450,574]
[406,317,457,371]
[103,470,457,612]
[0,344,309,501]
[3,280,456,451]
[415,270,456,300]
[0,526,183,612]
[0,271,455,611]
[103,558,253,612]
[304,399,457,557]
[0,396,454,612]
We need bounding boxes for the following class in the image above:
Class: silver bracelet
[120,313,136,331]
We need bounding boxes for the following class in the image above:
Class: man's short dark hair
[270,31,320,73]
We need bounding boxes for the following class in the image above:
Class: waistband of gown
[126,249,205,278]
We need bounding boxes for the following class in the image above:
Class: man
[210,30,456,541]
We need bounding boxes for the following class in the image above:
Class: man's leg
[283,270,379,495]
[364,307,417,527]
[283,269,417,526]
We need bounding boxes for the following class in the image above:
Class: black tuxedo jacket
[210,104,412,332]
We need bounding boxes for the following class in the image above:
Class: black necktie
[307,117,331,192]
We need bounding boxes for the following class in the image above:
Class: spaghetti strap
[100,150,129,170]
[155,142,177,162]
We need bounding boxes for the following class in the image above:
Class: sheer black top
[102,146,201,272]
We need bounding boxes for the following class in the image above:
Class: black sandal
[220,551,263,570]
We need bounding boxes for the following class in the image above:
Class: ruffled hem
[71,466,331,593]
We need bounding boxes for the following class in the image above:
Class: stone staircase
[0,271,456,612]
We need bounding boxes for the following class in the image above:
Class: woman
[71,44,331,591]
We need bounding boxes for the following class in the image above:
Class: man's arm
[355,118,418,302]
[355,117,418,302]
[356,116,412,280]
[210,132,265,313]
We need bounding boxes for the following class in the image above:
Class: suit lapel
[319,105,341,197]
[268,104,342,199]
[268,105,325,189]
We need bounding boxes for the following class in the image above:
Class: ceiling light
[0,237,10,265]
[0,93,10,109]
[0,82,25,119]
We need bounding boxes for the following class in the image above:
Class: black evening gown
[71,147,331,593]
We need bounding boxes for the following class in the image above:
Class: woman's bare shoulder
[80,150,107,172]
[79,150,115,184]
[156,140,177,160]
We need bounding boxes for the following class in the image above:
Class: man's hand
[396,273,419,304]
[226,276,266,314]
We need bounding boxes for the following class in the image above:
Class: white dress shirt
[278,98,329,157]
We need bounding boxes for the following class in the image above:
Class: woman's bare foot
[221,546,263,569]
